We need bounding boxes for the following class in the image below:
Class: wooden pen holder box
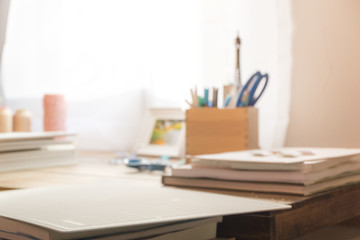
[185,107,259,156]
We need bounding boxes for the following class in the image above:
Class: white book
[0,139,74,152]
[192,148,360,171]
[145,222,217,240]
[0,137,76,172]
[0,183,290,240]
[0,217,220,240]
[0,231,35,240]
[90,219,219,240]
[0,147,76,162]
[162,173,360,196]
[0,132,76,142]
[0,156,77,173]
[172,160,360,185]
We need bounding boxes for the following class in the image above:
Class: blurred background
[0,0,359,152]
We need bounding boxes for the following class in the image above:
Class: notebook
[0,183,290,239]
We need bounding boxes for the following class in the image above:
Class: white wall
[286,0,360,147]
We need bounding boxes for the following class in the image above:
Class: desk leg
[217,212,274,240]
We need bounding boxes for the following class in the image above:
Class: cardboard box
[186,107,258,156]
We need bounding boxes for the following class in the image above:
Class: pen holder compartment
[185,107,258,156]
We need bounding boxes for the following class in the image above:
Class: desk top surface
[0,151,160,189]
[2,151,360,240]
[0,151,308,205]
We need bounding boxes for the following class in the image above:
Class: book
[0,183,290,240]
[0,139,73,152]
[191,148,360,171]
[0,217,220,240]
[0,131,76,142]
[0,147,75,162]
[89,220,219,240]
[145,222,217,240]
[162,173,360,196]
[171,160,360,184]
[0,132,77,172]
[0,156,76,172]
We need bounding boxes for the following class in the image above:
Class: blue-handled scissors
[236,71,269,107]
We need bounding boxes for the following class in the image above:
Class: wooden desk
[217,183,360,240]
[1,151,360,240]
[0,151,162,190]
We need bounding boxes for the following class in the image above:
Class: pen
[224,95,232,107]
[241,90,249,107]
[194,86,198,107]
[204,88,209,107]
[198,96,204,107]
[213,87,218,108]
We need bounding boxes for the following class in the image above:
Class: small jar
[43,94,67,132]
[0,107,13,133]
[13,109,32,132]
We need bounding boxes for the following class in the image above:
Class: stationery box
[185,107,258,156]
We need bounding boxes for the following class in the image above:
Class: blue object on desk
[125,157,170,171]
[236,71,269,107]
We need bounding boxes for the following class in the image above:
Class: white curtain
[0,0,10,106]
[3,0,202,101]
[3,0,202,151]
[2,0,291,151]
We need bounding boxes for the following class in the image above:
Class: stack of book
[162,148,360,196]
[0,183,289,240]
[0,215,222,240]
[0,132,76,172]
